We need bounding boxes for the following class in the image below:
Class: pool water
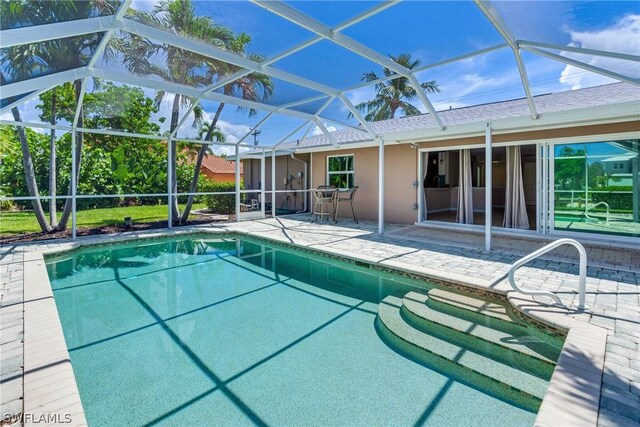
[47,235,557,426]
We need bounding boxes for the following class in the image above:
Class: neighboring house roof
[277,83,640,151]
[601,153,636,162]
[201,154,243,174]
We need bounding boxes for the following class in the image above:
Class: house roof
[277,82,640,151]
[201,154,243,174]
[601,153,636,162]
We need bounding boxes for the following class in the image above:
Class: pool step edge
[377,295,548,411]
[402,291,558,373]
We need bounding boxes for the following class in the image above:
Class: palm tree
[180,33,273,223]
[1,0,118,232]
[117,0,234,222]
[0,72,52,232]
[349,53,440,122]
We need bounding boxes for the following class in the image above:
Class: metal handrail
[585,201,610,223]
[508,238,587,310]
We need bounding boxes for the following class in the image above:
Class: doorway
[419,144,537,230]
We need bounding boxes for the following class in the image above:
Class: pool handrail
[584,201,610,223]
[507,238,587,310]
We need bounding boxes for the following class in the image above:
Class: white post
[271,149,276,218]
[542,143,548,234]
[260,149,266,219]
[309,152,313,214]
[485,123,492,250]
[235,145,241,221]
[378,136,384,234]
[167,138,173,228]
[633,140,639,223]
[71,131,77,239]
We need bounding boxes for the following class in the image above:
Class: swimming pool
[46,235,563,426]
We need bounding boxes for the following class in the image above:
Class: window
[327,155,354,189]
[553,139,639,238]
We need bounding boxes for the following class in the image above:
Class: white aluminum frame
[2,0,639,239]
[474,0,538,120]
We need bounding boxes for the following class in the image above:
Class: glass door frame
[542,133,640,243]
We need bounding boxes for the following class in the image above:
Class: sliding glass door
[551,139,639,238]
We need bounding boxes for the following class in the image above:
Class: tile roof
[201,154,243,174]
[277,82,639,151]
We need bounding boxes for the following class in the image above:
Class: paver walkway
[1,216,638,426]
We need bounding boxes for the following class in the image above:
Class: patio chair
[334,186,358,223]
[312,186,336,222]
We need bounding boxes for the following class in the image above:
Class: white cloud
[311,124,337,136]
[345,86,376,109]
[129,0,158,13]
[175,108,253,156]
[559,14,640,90]
[1,97,62,134]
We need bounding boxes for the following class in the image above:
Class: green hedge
[203,182,237,215]
[591,189,633,211]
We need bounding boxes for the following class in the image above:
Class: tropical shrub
[204,182,237,214]
[591,186,634,211]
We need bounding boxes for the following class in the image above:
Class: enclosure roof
[1,0,639,150]
[266,82,640,152]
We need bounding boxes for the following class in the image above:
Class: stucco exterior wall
[310,145,418,224]
[271,120,640,225]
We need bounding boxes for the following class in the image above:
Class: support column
[260,150,266,219]
[271,149,276,218]
[485,123,492,251]
[235,145,241,221]
[71,131,77,240]
[633,140,639,223]
[542,143,549,234]
[378,136,384,235]
[167,138,173,228]
[309,153,313,213]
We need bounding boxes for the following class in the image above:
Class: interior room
[422,145,537,230]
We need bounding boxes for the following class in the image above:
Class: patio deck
[1,216,638,426]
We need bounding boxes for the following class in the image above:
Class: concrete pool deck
[1,216,638,426]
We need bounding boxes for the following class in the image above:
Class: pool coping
[22,227,607,426]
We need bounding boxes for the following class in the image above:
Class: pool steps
[377,289,561,412]
[426,290,563,357]
[402,292,557,376]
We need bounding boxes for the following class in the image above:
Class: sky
[3,0,639,154]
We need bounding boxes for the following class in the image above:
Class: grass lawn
[0,203,207,235]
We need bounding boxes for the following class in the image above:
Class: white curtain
[504,145,530,229]
[456,149,474,224]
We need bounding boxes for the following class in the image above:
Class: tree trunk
[49,89,58,227]
[57,80,84,231]
[11,107,53,232]
[169,94,181,222]
[180,102,225,223]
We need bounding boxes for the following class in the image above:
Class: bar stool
[334,186,358,223]
[312,186,336,222]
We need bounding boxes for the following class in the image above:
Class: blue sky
[4,0,639,154]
